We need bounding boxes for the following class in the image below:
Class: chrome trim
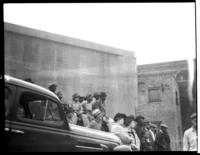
[75,145,103,151]
[11,129,24,134]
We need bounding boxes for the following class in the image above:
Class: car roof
[5,75,60,101]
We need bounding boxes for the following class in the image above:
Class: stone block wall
[137,72,183,151]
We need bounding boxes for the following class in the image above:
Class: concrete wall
[4,22,137,118]
[136,72,183,151]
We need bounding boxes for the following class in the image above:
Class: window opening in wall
[148,87,161,103]
[138,82,146,93]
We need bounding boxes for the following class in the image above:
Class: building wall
[4,22,137,118]
[137,72,183,151]
[137,60,197,150]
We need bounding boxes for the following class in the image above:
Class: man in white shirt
[111,113,133,151]
[183,113,197,151]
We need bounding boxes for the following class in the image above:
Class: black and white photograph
[4,2,198,152]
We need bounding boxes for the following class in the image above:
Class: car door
[6,86,77,152]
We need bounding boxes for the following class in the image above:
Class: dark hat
[86,94,92,99]
[190,113,197,119]
[100,92,107,97]
[160,123,168,129]
[135,115,145,122]
[93,92,101,98]
[72,93,79,99]
[86,94,93,102]
[48,83,57,88]
[149,123,157,128]
[124,115,136,127]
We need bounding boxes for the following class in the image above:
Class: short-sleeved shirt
[183,127,197,151]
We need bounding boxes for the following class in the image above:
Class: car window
[17,92,63,126]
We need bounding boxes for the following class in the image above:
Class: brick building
[4,22,137,118]
[136,60,196,151]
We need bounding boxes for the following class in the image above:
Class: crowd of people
[46,82,172,151]
[24,80,197,151]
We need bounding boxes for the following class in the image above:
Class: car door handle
[10,129,24,134]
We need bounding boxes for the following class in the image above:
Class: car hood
[69,123,121,145]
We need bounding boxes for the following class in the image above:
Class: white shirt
[111,123,132,145]
[183,126,197,151]
[149,129,156,141]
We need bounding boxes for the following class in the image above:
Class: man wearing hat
[92,92,106,114]
[154,123,171,151]
[183,113,197,151]
[89,109,110,132]
[140,122,155,151]
[135,115,146,150]
[149,123,158,142]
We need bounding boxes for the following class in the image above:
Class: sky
[3,3,196,65]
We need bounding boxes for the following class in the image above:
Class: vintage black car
[5,75,121,152]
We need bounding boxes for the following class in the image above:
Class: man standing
[111,113,133,151]
[183,113,197,151]
[92,92,106,114]
[124,115,141,151]
[89,109,111,132]
[154,123,171,151]
[135,115,146,150]
[149,123,157,141]
[141,123,155,151]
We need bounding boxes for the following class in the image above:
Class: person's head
[93,92,101,101]
[48,83,57,93]
[124,115,137,129]
[149,123,157,132]
[79,96,86,103]
[100,92,107,102]
[135,115,145,126]
[65,106,75,121]
[57,91,63,100]
[24,78,34,83]
[160,123,168,133]
[86,94,93,103]
[113,113,127,126]
[190,113,197,129]
[72,93,80,102]
[145,122,151,130]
